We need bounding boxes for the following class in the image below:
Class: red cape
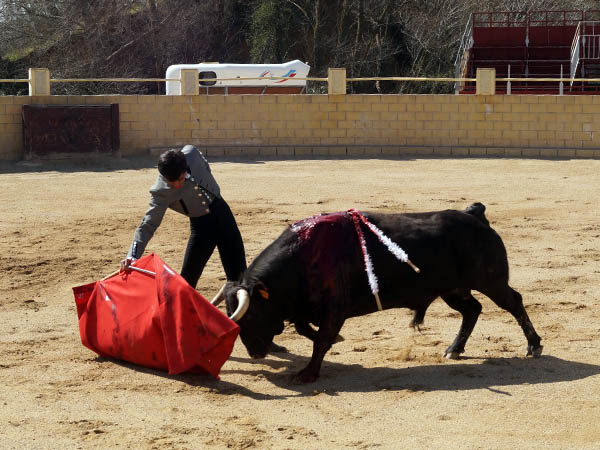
[72,253,239,377]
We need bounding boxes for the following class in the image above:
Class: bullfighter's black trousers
[180,196,246,288]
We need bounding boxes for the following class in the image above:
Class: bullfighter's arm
[127,190,170,259]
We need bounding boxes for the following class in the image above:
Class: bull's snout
[242,338,270,360]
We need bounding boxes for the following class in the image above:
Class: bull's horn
[230,288,250,322]
[211,283,227,306]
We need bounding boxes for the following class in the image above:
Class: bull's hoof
[443,346,463,360]
[444,351,461,360]
[526,345,543,358]
[292,369,318,384]
[269,342,288,353]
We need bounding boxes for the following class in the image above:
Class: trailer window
[199,71,217,86]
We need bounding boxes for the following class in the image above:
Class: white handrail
[571,21,600,85]
[571,21,583,59]
[454,14,473,93]
[571,36,581,82]
[571,22,582,83]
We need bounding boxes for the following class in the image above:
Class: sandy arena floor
[1,155,599,449]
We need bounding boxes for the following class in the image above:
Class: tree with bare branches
[1,0,598,94]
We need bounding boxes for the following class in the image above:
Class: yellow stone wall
[1,94,600,160]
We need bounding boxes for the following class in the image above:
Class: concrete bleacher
[458,10,600,94]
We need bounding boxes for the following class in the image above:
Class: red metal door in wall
[22,104,119,159]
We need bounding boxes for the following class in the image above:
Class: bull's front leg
[295,322,318,341]
[294,317,345,383]
[295,321,345,344]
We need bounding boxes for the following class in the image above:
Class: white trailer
[165,59,310,95]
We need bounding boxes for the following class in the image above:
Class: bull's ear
[253,281,270,300]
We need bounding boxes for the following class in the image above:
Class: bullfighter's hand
[120,257,136,272]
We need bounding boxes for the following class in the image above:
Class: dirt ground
[1,154,599,450]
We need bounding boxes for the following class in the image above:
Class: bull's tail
[464,202,490,226]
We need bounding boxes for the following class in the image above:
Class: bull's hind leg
[409,297,435,331]
[440,289,483,359]
[480,285,542,358]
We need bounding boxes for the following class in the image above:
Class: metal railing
[472,10,600,28]
[0,76,325,84]
[570,21,600,84]
[0,72,474,95]
[528,10,586,27]
[6,69,600,95]
[454,14,473,93]
[0,75,327,94]
[571,22,583,80]
[472,11,527,27]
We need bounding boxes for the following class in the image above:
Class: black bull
[214,203,543,383]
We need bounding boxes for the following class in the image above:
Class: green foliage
[249,0,294,63]
[3,47,34,62]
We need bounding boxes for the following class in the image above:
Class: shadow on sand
[219,352,600,397]
[96,351,600,400]
[0,153,418,175]
[2,152,580,175]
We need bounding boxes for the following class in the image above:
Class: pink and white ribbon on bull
[348,209,420,310]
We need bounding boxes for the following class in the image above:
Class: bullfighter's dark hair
[158,149,188,181]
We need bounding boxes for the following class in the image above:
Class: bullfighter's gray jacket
[127,145,221,259]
